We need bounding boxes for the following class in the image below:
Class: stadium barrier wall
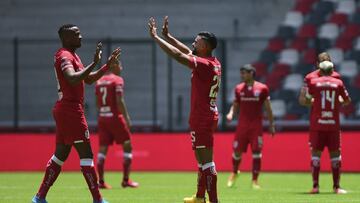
[0,132,359,172]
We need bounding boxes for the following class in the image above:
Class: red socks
[311,157,320,188]
[81,159,102,201]
[252,155,261,181]
[37,156,62,198]
[202,162,218,203]
[331,157,341,189]
[196,165,206,199]
[123,153,133,182]
[97,153,106,184]
[232,154,241,174]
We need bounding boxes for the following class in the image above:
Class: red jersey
[188,56,221,129]
[234,81,270,129]
[304,69,341,87]
[54,48,84,107]
[308,76,350,131]
[95,73,124,118]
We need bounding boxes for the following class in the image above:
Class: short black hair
[198,31,217,50]
[240,64,256,77]
[58,24,77,39]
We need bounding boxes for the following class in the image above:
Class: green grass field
[1,172,360,203]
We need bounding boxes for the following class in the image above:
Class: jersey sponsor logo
[318,119,335,125]
[316,81,338,88]
[321,111,333,118]
[100,106,111,113]
[240,97,260,101]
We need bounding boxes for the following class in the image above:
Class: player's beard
[192,48,197,56]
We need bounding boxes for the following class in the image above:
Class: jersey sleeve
[115,78,124,96]
[58,52,74,72]
[261,85,270,101]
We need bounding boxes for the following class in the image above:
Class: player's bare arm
[299,86,312,106]
[264,99,275,137]
[84,47,121,84]
[149,17,192,68]
[117,95,132,129]
[63,42,103,85]
[226,102,239,123]
[161,16,192,55]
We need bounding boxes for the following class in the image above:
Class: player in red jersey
[32,24,120,203]
[299,52,341,106]
[95,59,139,189]
[299,61,351,194]
[149,16,221,203]
[226,64,275,189]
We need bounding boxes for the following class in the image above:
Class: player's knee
[252,152,262,159]
[331,155,341,168]
[311,150,322,157]
[330,150,341,158]
[311,156,321,167]
[123,140,132,153]
[232,152,241,160]
[202,162,217,175]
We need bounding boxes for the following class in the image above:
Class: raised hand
[93,42,103,64]
[162,16,169,37]
[107,47,121,68]
[148,17,158,38]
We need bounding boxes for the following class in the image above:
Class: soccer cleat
[227,171,239,187]
[99,182,112,189]
[252,180,261,190]
[309,187,319,194]
[334,188,347,194]
[93,198,109,203]
[183,195,206,203]
[121,179,139,188]
[31,195,48,203]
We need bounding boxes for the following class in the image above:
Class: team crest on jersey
[254,90,261,97]
[84,130,90,139]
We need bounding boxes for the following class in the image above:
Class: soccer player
[299,61,351,194]
[95,59,139,189]
[149,16,221,203]
[32,24,120,203]
[226,64,275,189]
[299,52,341,106]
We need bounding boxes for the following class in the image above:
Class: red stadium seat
[298,24,317,39]
[272,63,291,77]
[251,62,268,78]
[340,24,360,40]
[329,13,348,26]
[266,37,285,52]
[303,48,317,65]
[290,37,308,51]
[294,1,314,15]
[265,74,283,91]
[335,37,353,51]
[353,75,360,89]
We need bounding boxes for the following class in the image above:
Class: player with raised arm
[299,52,341,106]
[32,24,120,203]
[226,64,275,189]
[95,58,139,189]
[299,61,351,194]
[149,16,221,203]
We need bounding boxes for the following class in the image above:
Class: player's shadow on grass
[295,191,336,195]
